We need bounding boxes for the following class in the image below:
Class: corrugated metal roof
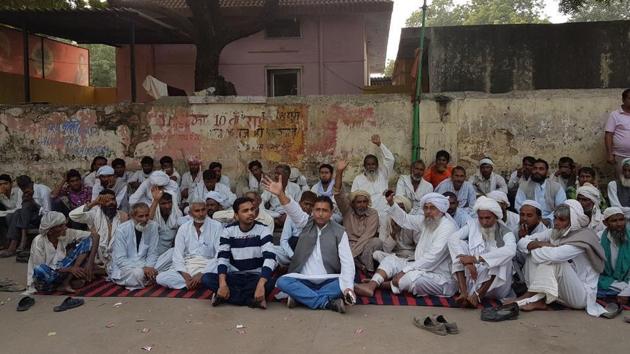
[152,0,392,9]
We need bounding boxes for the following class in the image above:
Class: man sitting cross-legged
[156,198,222,290]
[109,203,160,290]
[597,207,630,305]
[512,201,606,316]
[448,196,517,307]
[262,174,356,313]
[28,211,99,293]
[273,191,317,267]
[202,197,277,309]
[354,192,459,298]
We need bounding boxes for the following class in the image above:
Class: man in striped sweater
[202,197,277,308]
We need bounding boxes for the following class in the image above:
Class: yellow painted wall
[0,72,116,105]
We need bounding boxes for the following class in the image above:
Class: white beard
[481,225,497,242]
[134,223,146,232]
[423,216,441,232]
[550,227,570,243]
[365,170,378,182]
[193,217,206,224]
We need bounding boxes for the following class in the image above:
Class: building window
[267,68,301,97]
[265,18,301,38]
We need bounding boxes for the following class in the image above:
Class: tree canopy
[562,0,630,21]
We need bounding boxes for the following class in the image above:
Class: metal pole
[130,21,137,103]
[22,27,31,102]
[411,0,427,161]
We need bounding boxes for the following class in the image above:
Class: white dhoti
[466,262,514,300]
[155,248,174,272]
[111,266,147,290]
[525,260,587,309]
[156,256,217,290]
[378,255,457,297]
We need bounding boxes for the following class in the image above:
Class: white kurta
[450,220,517,299]
[383,204,459,296]
[520,228,606,316]
[469,172,508,196]
[109,220,159,290]
[69,204,124,268]
[435,179,477,209]
[261,182,302,218]
[91,178,129,211]
[26,229,91,290]
[180,171,203,201]
[129,177,181,206]
[154,205,184,256]
[156,217,223,289]
[395,175,433,215]
[0,187,20,217]
[190,182,236,209]
[15,183,52,215]
[514,180,566,221]
[505,211,520,231]
[128,170,151,186]
[279,200,355,291]
[607,180,630,219]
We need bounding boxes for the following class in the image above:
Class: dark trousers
[201,272,276,306]
[7,201,41,241]
[51,198,87,230]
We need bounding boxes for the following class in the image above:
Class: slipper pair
[16,296,84,312]
[413,315,459,336]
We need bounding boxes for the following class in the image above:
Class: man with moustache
[515,159,566,224]
[597,207,630,305]
[607,158,630,219]
[395,160,433,215]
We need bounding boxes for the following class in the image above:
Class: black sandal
[53,297,84,312]
[17,296,35,312]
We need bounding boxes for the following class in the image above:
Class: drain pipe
[412,0,427,161]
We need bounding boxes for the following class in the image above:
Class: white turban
[393,195,412,213]
[479,157,494,166]
[562,200,590,231]
[96,166,115,177]
[521,200,543,212]
[603,207,624,220]
[39,211,67,237]
[205,191,225,204]
[487,190,510,207]
[622,158,630,167]
[419,193,449,214]
[149,171,170,186]
[289,167,301,181]
[576,183,601,205]
[473,196,503,219]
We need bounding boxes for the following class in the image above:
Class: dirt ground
[0,258,627,354]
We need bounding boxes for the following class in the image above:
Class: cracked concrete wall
[0,89,623,189]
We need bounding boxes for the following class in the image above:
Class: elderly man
[395,160,433,215]
[469,158,508,196]
[355,192,459,298]
[335,161,382,273]
[449,196,517,307]
[487,191,519,231]
[443,192,472,228]
[202,197,277,309]
[190,169,235,209]
[180,156,203,202]
[261,164,302,225]
[515,159,566,224]
[92,166,129,212]
[27,211,99,293]
[513,200,548,292]
[351,134,394,238]
[128,156,154,191]
[607,158,630,219]
[597,207,630,304]
[1,175,51,258]
[274,191,317,266]
[435,166,476,210]
[263,174,356,313]
[69,189,127,271]
[129,171,180,207]
[372,195,417,262]
[576,183,604,233]
[109,203,160,290]
[512,201,606,316]
[156,198,222,290]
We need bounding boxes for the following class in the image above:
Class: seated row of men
[7,155,629,317]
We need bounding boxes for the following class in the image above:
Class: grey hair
[131,202,149,213]
[554,205,571,220]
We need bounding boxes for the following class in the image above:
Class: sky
[386,0,569,61]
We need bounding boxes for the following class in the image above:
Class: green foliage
[81,44,116,87]
[406,0,549,27]
[383,59,395,77]
[563,0,630,21]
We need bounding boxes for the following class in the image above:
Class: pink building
[116,0,393,102]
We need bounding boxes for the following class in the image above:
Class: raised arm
[261,175,309,228]
[372,134,394,177]
[333,160,351,216]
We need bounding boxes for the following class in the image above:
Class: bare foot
[57,285,77,294]
[70,279,86,289]
[354,283,375,297]
[521,300,548,311]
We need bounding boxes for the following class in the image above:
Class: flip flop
[17,296,35,312]
[53,297,84,312]
[413,316,447,336]
[15,251,30,263]
[601,303,623,319]
[434,315,459,334]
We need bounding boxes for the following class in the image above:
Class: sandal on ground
[434,315,459,334]
[16,296,35,312]
[413,316,447,336]
[53,297,84,312]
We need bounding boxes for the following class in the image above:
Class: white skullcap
[562,200,590,231]
[393,195,412,213]
[576,183,601,205]
[487,190,510,207]
[205,191,225,204]
[603,207,624,220]
[521,200,543,212]
[473,196,503,219]
[149,171,170,186]
[479,157,494,166]
[419,193,449,214]
[96,166,115,177]
[39,211,67,237]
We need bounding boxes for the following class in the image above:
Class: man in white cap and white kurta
[91,165,129,212]
[129,170,180,207]
[512,200,606,316]
[449,196,517,307]
[468,157,508,196]
[576,183,605,233]
[514,200,548,277]
[487,190,519,231]
[597,207,630,304]
[354,192,459,298]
